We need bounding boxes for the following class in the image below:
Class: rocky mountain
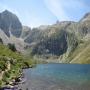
[24,13,90,63]
[80,12,90,22]
[0,10,27,52]
[0,29,10,45]
[0,10,90,63]
[0,10,35,87]
[21,26,31,39]
[0,10,22,37]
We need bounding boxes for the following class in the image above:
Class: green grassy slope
[0,44,35,86]
[67,40,90,64]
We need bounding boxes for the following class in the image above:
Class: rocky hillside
[21,26,31,39]
[24,13,90,63]
[0,10,90,63]
[0,10,28,52]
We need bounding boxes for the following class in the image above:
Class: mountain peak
[3,10,10,13]
[80,12,90,22]
[84,12,90,18]
[2,10,12,15]
[0,10,22,37]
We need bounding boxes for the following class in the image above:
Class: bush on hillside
[8,43,17,52]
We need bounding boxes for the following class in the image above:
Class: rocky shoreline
[0,62,35,90]
[0,64,34,90]
[0,71,26,90]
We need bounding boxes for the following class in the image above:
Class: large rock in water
[0,10,22,37]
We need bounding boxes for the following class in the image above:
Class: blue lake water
[21,64,90,90]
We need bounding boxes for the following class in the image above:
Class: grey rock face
[80,12,90,22]
[21,26,31,39]
[0,10,22,37]
[24,13,90,57]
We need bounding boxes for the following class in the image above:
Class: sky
[0,0,90,28]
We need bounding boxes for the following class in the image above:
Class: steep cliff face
[25,21,78,57]
[0,10,22,37]
[24,13,90,63]
[31,30,68,56]
[60,13,90,63]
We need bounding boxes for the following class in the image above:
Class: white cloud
[44,0,70,21]
[59,0,85,8]
[44,0,87,21]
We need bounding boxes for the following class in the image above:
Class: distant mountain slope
[69,40,90,64]
[24,13,90,63]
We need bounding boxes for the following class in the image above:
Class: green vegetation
[66,40,90,64]
[0,44,35,86]
[0,57,7,71]
[0,10,90,72]
[8,43,17,52]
